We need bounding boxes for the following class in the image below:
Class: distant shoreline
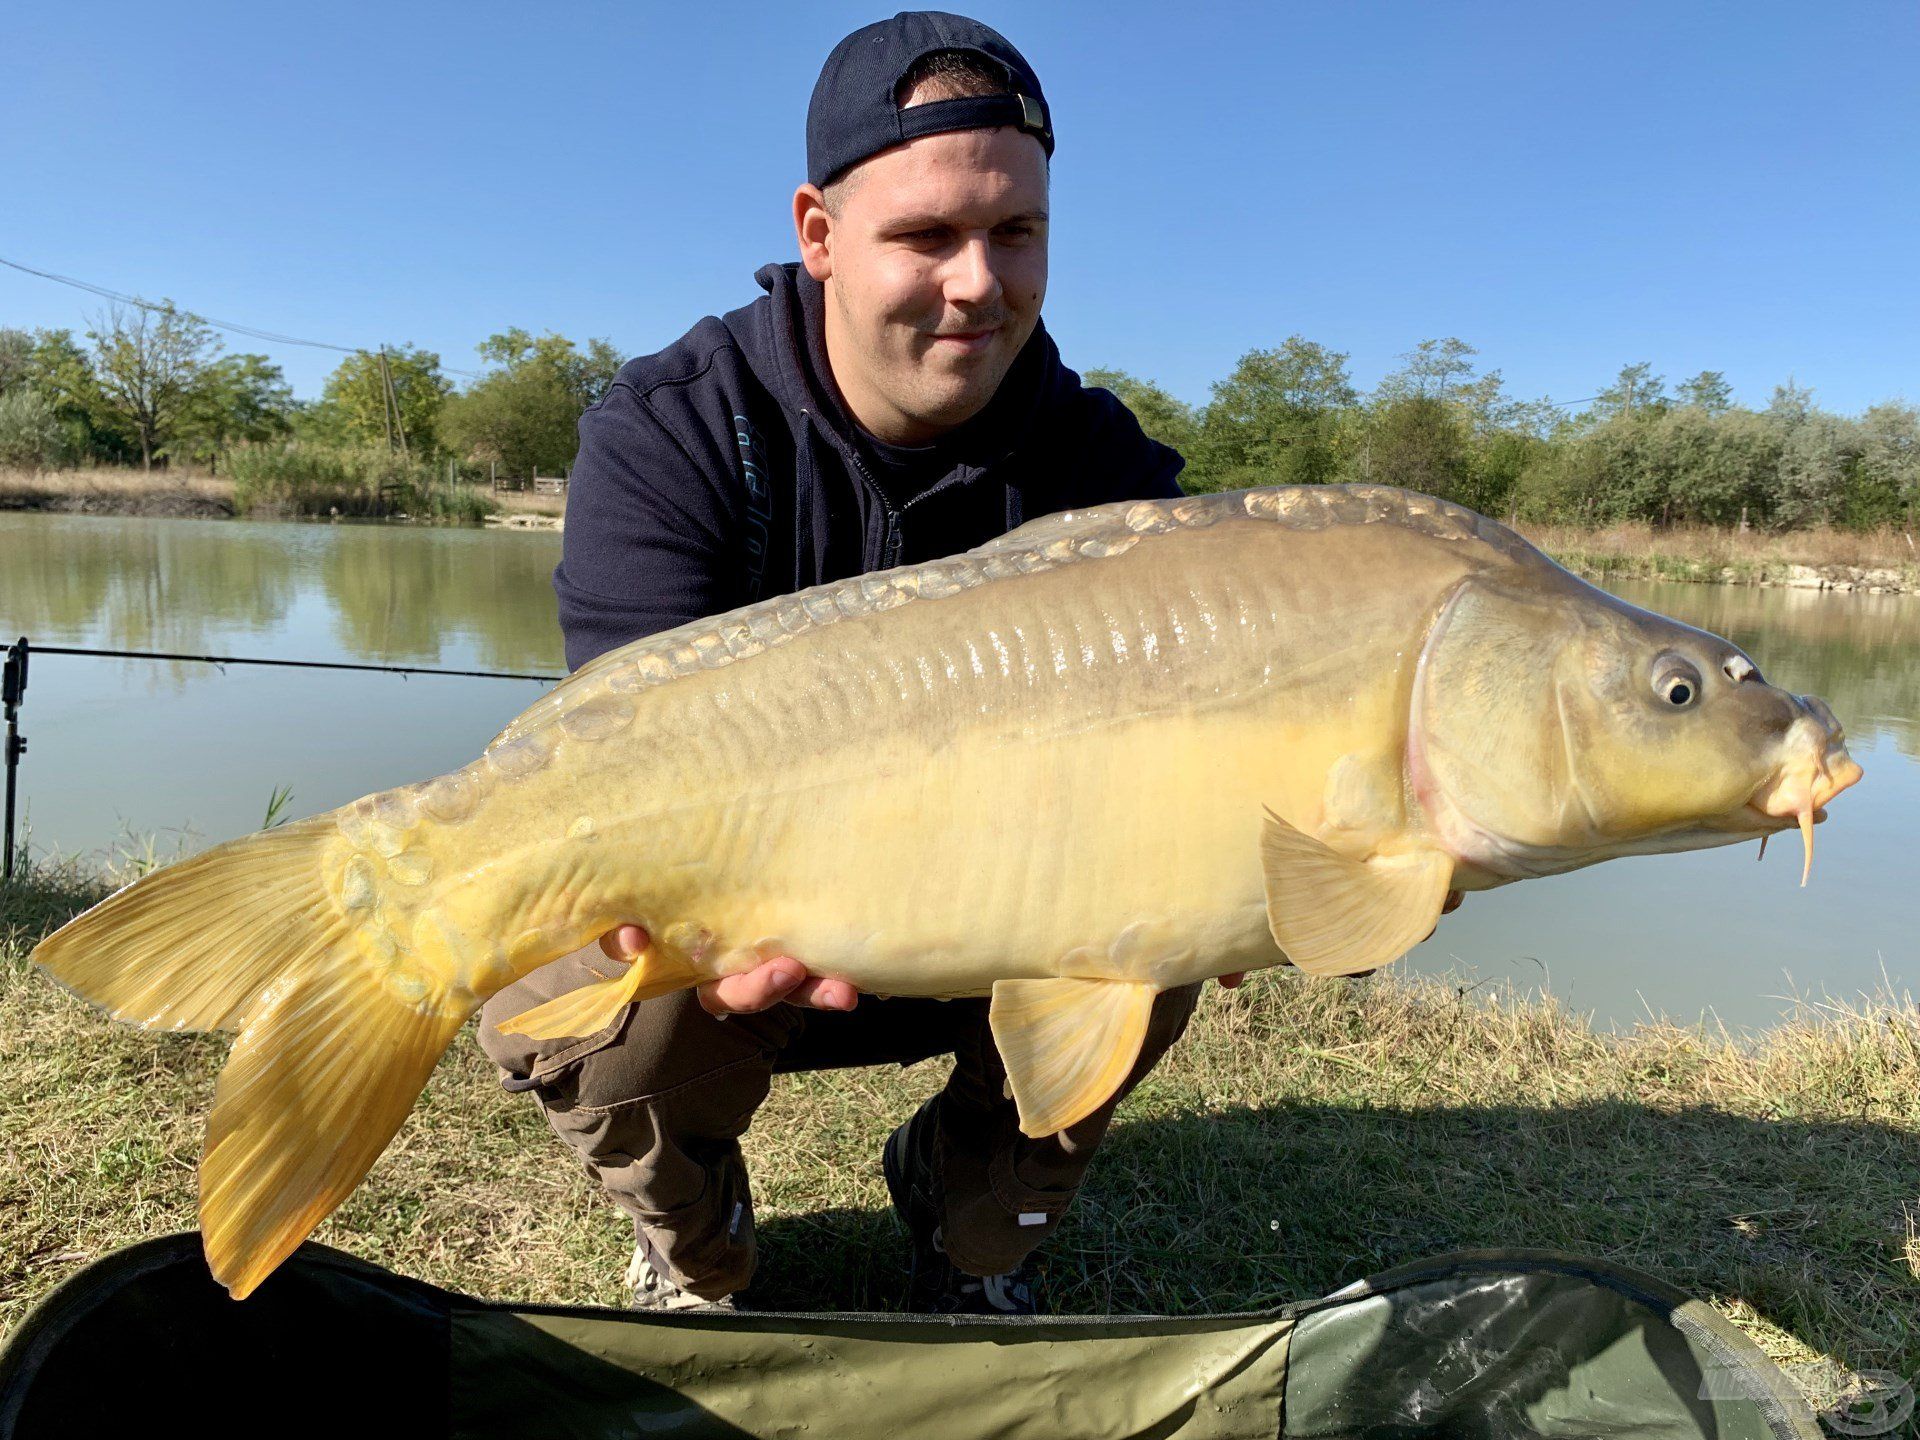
[5,467,1916,589]
[1519,520,1919,595]
[0,465,566,528]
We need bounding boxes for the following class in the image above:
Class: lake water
[2,511,1913,1031]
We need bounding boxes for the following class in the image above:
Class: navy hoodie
[553,263,1184,671]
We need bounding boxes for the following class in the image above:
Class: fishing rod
[0,636,561,881]
[2,639,26,882]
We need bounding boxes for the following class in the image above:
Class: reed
[224,442,492,522]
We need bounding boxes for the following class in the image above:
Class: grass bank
[0,465,234,519]
[2,859,1914,1387]
[0,455,511,525]
[1526,520,1920,593]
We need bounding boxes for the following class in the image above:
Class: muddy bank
[484,512,563,532]
[0,487,234,520]
[1549,551,1919,595]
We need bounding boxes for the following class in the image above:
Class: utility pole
[377,347,394,452]
[378,345,409,456]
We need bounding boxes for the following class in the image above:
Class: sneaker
[625,1239,736,1313]
[882,1107,1043,1316]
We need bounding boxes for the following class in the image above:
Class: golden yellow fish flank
[31,485,1861,1299]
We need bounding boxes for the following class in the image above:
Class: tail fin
[199,963,463,1299]
[32,816,344,1034]
[32,815,464,1299]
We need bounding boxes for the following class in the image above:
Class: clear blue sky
[3,1,1914,414]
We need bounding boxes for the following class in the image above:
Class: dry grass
[1523,520,1920,588]
[486,489,567,519]
[0,464,562,525]
[3,859,1915,1388]
[0,465,234,518]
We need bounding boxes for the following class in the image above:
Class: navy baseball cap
[806,11,1054,188]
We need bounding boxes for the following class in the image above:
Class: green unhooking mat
[0,1233,1818,1439]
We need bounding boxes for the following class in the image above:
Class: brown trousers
[477,944,1200,1300]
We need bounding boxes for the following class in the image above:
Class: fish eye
[1652,656,1703,709]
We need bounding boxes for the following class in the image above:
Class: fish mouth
[1743,737,1864,886]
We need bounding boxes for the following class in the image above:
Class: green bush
[224,442,490,522]
[0,387,71,469]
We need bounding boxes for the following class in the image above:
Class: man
[479,11,1239,1316]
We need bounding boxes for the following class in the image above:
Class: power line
[3,251,1618,409]
[0,254,483,378]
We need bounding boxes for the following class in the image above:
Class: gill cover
[1414,577,1589,856]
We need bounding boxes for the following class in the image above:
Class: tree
[320,345,452,454]
[1675,370,1733,414]
[0,387,67,468]
[1656,407,1780,526]
[1361,395,1471,501]
[1766,380,1816,428]
[1848,402,1919,529]
[0,328,33,395]
[440,329,623,476]
[1186,337,1356,491]
[1372,336,1544,440]
[15,329,118,461]
[1772,411,1859,528]
[85,303,220,469]
[1082,368,1198,458]
[1589,363,1669,422]
[176,353,294,464]
[1374,338,1481,404]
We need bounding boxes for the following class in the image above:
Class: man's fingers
[1417,890,1468,946]
[599,924,651,962]
[698,958,805,1015]
[788,975,860,1012]
[696,957,858,1016]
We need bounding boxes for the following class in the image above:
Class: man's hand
[598,925,860,1016]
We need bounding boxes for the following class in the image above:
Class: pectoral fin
[989,977,1157,1139]
[1261,808,1453,977]
[496,945,697,1040]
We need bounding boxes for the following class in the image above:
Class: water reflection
[0,515,297,656]
[317,525,567,672]
[0,513,564,673]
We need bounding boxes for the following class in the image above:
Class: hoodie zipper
[850,442,1020,570]
[849,446,908,568]
[805,402,1019,572]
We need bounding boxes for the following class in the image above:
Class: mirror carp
[34,485,1862,1299]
